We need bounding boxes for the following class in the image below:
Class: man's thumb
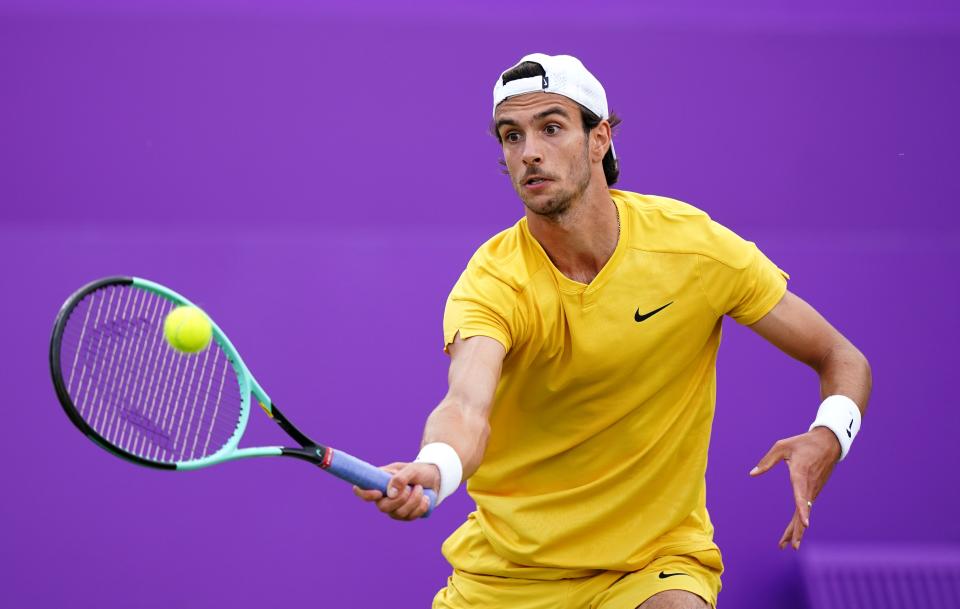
[750,441,787,477]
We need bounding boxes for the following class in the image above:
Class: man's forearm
[814,340,872,414]
[422,398,491,480]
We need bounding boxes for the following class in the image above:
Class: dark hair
[491,61,621,186]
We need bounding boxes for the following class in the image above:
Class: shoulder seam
[469,232,545,348]
[626,243,749,271]
[695,254,722,317]
[472,238,540,295]
[505,256,549,344]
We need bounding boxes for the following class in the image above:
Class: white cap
[493,53,609,119]
[493,53,613,157]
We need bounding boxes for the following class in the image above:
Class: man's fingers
[790,510,807,549]
[357,461,439,520]
[353,462,407,503]
[791,517,806,549]
[391,485,420,520]
[778,518,794,550]
[392,484,426,520]
[377,483,412,513]
[751,440,788,476]
[777,510,807,550]
[352,485,384,502]
[386,464,417,499]
[788,464,813,527]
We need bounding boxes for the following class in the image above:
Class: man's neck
[526,183,619,285]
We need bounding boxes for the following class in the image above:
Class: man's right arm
[352,333,505,520]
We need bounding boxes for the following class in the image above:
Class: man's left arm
[746,289,872,550]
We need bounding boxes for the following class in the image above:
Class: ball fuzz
[163,305,213,354]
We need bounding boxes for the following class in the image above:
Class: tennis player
[355,53,871,609]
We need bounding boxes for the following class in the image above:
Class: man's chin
[521,194,571,219]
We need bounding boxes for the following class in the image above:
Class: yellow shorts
[433,550,722,609]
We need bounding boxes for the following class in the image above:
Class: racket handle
[326,449,437,518]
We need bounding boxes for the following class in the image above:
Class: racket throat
[268,402,321,447]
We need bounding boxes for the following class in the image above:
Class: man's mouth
[524,176,552,187]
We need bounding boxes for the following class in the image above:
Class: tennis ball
[163,305,212,354]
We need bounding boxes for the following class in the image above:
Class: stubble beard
[515,148,593,222]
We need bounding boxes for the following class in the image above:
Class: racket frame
[50,276,437,514]
[52,276,288,469]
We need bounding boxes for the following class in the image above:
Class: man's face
[494,93,594,219]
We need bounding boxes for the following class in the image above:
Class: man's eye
[545,124,560,135]
[505,132,521,143]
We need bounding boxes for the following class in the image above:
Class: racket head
[50,276,264,470]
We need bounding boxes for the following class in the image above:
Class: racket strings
[59,285,243,464]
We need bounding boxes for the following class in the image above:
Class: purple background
[2,2,958,607]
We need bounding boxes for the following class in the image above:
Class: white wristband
[809,395,862,461]
[414,442,462,505]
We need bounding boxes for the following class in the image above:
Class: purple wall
[2,3,958,607]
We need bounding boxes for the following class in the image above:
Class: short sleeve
[696,221,789,325]
[443,263,519,354]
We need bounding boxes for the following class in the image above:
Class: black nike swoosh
[635,301,673,322]
[658,571,688,579]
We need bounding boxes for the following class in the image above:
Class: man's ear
[591,121,612,163]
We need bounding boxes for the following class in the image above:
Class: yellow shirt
[441,190,789,576]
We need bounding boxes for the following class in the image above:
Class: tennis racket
[49,276,436,516]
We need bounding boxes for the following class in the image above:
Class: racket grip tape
[325,449,437,518]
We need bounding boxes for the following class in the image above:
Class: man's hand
[750,427,841,549]
[353,462,441,521]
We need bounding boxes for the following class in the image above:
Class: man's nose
[522,139,543,166]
